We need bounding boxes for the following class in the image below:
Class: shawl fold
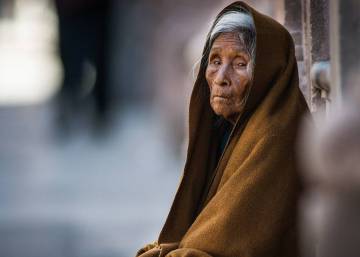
[137,1,309,256]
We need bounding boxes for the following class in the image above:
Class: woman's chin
[211,106,239,124]
[212,107,232,121]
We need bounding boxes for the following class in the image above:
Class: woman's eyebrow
[210,49,249,60]
[209,47,222,53]
[234,53,250,59]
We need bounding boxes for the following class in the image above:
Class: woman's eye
[235,62,247,68]
[211,59,221,65]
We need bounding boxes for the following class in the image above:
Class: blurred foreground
[0,104,182,257]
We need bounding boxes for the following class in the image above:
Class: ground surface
[0,104,182,257]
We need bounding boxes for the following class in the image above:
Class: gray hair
[208,10,256,74]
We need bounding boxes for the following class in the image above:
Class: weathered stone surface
[339,0,360,96]
[310,0,330,62]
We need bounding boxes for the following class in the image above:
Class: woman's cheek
[205,68,214,87]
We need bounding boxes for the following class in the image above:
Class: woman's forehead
[211,33,247,53]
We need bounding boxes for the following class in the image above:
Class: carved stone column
[302,0,330,113]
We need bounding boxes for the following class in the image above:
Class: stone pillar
[338,0,360,99]
[310,0,330,62]
[301,0,330,113]
[284,0,309,104]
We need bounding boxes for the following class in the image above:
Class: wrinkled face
[206,32,252,124]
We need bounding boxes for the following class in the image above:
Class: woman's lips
[213,95,230,100]
[213,95,231,103]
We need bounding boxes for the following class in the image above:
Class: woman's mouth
[213,95,231,105]
[214,95,230,100]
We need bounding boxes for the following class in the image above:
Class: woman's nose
[214,65,230,86]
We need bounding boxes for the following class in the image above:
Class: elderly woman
[136,2,309,257]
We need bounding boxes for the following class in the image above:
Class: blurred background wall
[0,0,358,257]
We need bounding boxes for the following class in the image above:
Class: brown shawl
[136,1,309,257]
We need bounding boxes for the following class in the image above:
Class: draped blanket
[137,1,309,256]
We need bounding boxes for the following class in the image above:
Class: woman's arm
[136,242,159,257]
[165,248,213,257]
[165,133,300,257]
[137,242,180,257]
